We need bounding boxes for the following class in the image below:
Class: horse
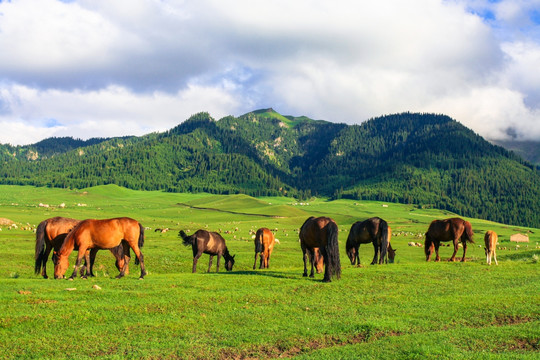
[253,228,275,269]
[179,229,235,273]
[424,218,474,262]
[346,217,395,265]
[35,217,128,278]
[299,216,341,282]
[54,217,146,279]
[484,230,498,265]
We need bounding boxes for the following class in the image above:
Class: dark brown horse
[253,228,275,269]
[299,216,341,282]
[35,217,128,278]
[180,230,235,273]
[54,217,146,279]
[424,218,474,262]
[346,217,395,265]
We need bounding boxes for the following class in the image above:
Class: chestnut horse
[424,218,474,262]
[253,228,275,269]
[346,217,395,265]
[54,217,146,279]
[299,216,341,282]
[35,217,127,278]
[179,230,235,273]
[484,230,498,265]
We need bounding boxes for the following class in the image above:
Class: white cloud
[0,0,539,144]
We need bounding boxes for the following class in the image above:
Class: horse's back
[74,217,140,248]
[301,216,336,248]
[46,217,80,241]
[484,230,497,248]
[259,228,275,249]
[194,230,226,254]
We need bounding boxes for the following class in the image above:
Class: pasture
[0,184,538,359]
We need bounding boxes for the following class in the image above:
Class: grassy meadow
[0,184,538,359]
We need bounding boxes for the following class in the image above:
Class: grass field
[0,185,538,359]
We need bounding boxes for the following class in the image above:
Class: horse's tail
[463,220,474,244]
[325,221,341,280]
[135,223,145,265]
[379,219,389,264]
[34,219,48,275]
[179,230,194,246]
[254,229,263,254]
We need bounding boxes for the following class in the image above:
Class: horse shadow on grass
[224,270,304,280]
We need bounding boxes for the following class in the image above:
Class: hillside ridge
[1,110,539,227]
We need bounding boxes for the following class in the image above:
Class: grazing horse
[253,228,275,269]
[484,230,498,265]
[54,217,146,279]
[35,217,80,279]
[299,216,341,282]
[424,218,474,262]
[179,230,235,273]
[35,216,128,278]
[346,217,395,265]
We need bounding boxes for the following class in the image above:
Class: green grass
[0,185,538,359]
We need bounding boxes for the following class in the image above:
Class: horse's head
[346,245,357,265]
[388,247,396,264]
[313,248,324,273]
[53,252,68,279]
[224,254,235,271]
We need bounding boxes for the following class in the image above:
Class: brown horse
[484,230,498,265]
[54,217,146,279]
[299,216,341,282]
[35,217,80,279]
[35,217,128,278]
[179,230,235,273]
[346,217,395,265]
[253,228,275,269]
[424,218,474,262]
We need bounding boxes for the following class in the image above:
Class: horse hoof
[68,278,74,281]
[138,277,144,280]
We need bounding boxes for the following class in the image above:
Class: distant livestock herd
[34,215,503,282]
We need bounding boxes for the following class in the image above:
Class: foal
[484,230,498,265]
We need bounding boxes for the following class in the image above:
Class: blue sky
[0,0,539,145]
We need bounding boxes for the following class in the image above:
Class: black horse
[346,217,395,265]
[299,216,341,282]
[179,230,235,273]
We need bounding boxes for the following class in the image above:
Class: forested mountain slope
[1,109,539,227]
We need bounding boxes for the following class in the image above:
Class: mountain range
[1,109,539,227]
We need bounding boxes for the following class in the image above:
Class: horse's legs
[208,255,214,273]
[216,254,221,273]
[42,243,53,279]
[371,241,379,265]
[434,242,441,262]
[253,251,258,270]
[308,249,315,277]
[192,250,202,273]
[302,247,309,277]
[70,249,88,280]
[320,247,331,282]
[460,241,468,262]
[449,240,459,262]
[112,245,127,279]
[88,249,98,277]
[129,246,147,279]
[355,246,360,265]
[493,249,498,265]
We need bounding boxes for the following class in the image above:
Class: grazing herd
[34,214,502,282]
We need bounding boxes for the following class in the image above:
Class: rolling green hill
[1,109,540,227]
